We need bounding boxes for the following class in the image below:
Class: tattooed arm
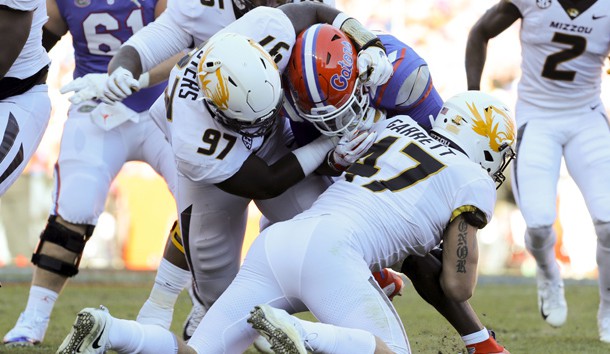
[440,213,481,302]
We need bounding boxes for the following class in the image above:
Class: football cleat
[373,268,405,300]
[466,330,510,354]
[537,278,567,327]
[3,311,50,347]
[248,304,309,354]
[598,309,610,343]
[56,305,111,354]
[182,285,207,341]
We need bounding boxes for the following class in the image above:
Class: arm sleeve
[123,11,193,73]
[0,0,38,11]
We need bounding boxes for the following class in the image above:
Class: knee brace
[525,225,555,250]
[595,221,610,249]
[31,216,94,277]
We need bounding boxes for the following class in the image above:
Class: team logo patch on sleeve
[536,0,551,9]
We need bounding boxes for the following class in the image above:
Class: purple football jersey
[57,0,164,112]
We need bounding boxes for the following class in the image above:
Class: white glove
[103,67,140,104]
[357,46,393,88]
[330,129,377,171]
[60,73,108,105]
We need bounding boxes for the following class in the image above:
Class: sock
[136,258,191,328]
[595,222,610,314]
[298,319,376,354]
[462,327,490,346]
[525,227,561,282]
[109,317,178,354]
[24,285,58,318]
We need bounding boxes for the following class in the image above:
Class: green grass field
[0,272,609,353]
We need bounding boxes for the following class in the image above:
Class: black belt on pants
[0,65,49,101]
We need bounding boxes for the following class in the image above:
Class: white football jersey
[128,1,335,72]
[297,115,496,267]
[511,0,610,109]
[1,0,50,79]
[149,9,296,183]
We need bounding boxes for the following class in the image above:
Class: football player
[53,0,341,343]
[55,1,397,350]
[0,0,51,195]
[2,0,190,347]
[285,23,508,354]
[57,87,516,353]
[106,0,392,343]
[466,0,610,342]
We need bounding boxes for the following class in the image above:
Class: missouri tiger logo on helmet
[197,32,283,138]
[431,90,516,188]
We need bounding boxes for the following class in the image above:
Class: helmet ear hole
[484,150,494,162]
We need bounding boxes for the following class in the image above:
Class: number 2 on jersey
[346,136,446,192]
[541,32,586,81]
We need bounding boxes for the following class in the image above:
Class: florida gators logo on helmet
[286,23,369,136]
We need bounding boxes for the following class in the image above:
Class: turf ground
[0,271,608,353]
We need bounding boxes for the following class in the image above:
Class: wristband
[338,17,383,51]
[138,72,150,89]
[292,136,336,176]
[332,12,350,29]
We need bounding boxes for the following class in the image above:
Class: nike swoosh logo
[540,298,549,320]
[92,323,106,349]
[593,14,607,20]
[591,104,600,111]
[75,337,86,353]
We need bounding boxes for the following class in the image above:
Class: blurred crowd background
[1,0,609,280]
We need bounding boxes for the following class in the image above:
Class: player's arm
[42,0,68,52]
[109,9,191,77]
[465,0,520,90]
[440,210,487,302]
[107,0,171,79]
[105,11,192,102]
[0,5,33,79]
[216,135,335,199]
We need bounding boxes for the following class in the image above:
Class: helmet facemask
[289,78,369,136]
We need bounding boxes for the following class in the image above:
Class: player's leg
[3,102,127,346]
[57,221,288,354]
[402,250,508,353]
[512,108,566,327]
[132,117,192,329]
[135,220,193,328]
[0,85,51,195]
[262,216,411,353]
[177,174,251,310]
[563,107,610,342]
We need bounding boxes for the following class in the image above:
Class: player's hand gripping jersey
[510,0,610,109]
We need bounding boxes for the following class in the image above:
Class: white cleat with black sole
[248,304,309,354]
[56,305,111,354]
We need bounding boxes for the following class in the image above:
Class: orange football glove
[373,268,404,300]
